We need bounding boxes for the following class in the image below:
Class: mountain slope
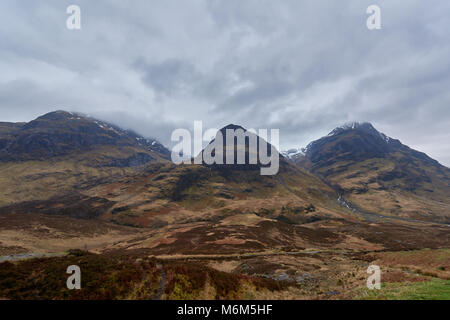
[0,110,170,164]
[0,111,170,206]
[1,116,449,259]
[0,120,360,256]
[88,124,345,228]
[293,122,450,223]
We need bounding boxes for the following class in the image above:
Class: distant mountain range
[2,112,449,302]
[0,111,448,229]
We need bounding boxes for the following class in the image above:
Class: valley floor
[0,247,448,300]
[0,211,449,300]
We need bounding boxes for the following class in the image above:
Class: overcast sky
[1,0,449,165]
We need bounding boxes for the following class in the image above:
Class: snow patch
[327,122,392,143]
[281,148,305,159]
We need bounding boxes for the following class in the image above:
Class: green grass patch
[357,278,450,300]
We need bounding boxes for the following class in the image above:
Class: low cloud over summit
[1,0,449,165]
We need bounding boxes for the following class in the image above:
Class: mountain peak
[1,110,170,162]
[281,148,305,160]
[327,122,391,143]
[328,121,374,134]
[219,124,247,133]
[37,110,78,121]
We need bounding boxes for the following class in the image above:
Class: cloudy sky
[1,0,449,165]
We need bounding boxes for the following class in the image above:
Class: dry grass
[372,249,450,280]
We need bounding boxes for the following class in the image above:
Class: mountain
[0,119,353,255]
[195,124,283,175]
[0,110,170,164]
[1,114,449,301]
[0,116,342,224]
[281,148,305,160]
[89,123,344,228]
[0,111,170,207]
[293,122,450,223]
[2,114,448,228]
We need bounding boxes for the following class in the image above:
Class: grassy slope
[87,161,347,228]
[358,279,450,300]
[0,145,174,206]
[293,127,450,223]
[0,157,132,206]
[307,155,450,223]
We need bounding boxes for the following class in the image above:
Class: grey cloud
[135,58,200,97]
[0,0,449,166]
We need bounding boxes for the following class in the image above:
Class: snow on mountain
[327,122,392,143]
[281,148,305,159]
